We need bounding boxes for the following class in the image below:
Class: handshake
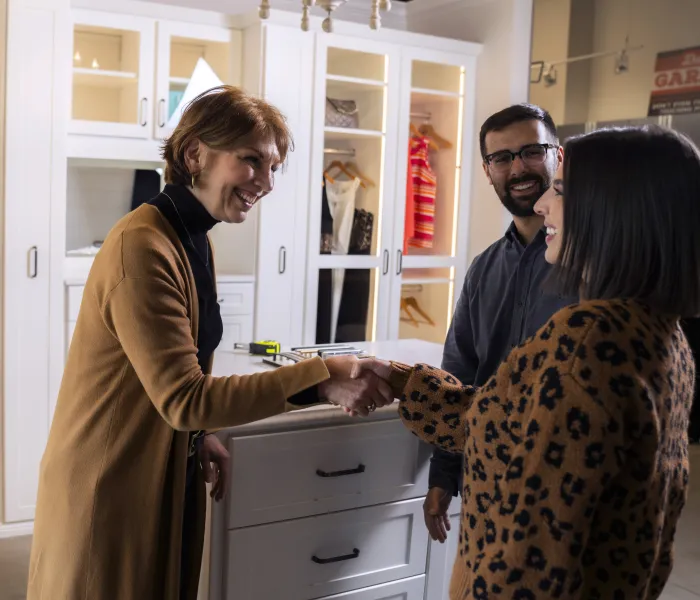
[317,355,394,417]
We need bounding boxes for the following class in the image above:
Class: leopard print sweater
[390,299,693,599]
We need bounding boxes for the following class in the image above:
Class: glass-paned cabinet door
[155,21,236,140]
[402,59,466,259]
[388,49,477,342]
[70,10,155,139]
[305,37,401,344]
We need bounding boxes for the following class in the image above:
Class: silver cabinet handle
[382,249,389,275]
[278,246,287,274]
[158,99,166,128]
[396,249,403,275]
[27,246,38,278]
[139,98,148,127]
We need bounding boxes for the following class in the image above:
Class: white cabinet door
[3,1,66,523]
[154,20,237,140]
[69,10,155,139]
[228,420,431,527]
[424,497,461,600]
[254,24,314,346]
[219,316,253,352]
[225,499,428,600]
[315,575,425,600]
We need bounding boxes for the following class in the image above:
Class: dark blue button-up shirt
[430,222,577,495]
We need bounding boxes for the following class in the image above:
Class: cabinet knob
[278,246,287,274]
[158,99,166,128]
[139,98,148,127]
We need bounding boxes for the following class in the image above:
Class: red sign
[648,46,700,116]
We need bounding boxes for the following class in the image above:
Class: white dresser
[64,275,255,355]
[207,340,461,600]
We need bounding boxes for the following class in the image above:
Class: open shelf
[73,68,138,88]
[411,88,462,102]
[325,127,383,140]
[327,47,386,82]
[326,74,386,89]
[169,76,190,86]
[411,61,463,94]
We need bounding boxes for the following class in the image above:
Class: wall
[529,0,571,125]
[530,0,700,124]
[0,0,7,530]
[588,0,700,122]
[407,0,535,261]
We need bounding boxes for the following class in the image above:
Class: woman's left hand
[198,434,230,502]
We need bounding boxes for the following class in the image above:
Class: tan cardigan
[27,205,330,600]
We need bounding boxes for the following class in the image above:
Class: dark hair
[161,85,293,185]
[479,103,558,158]
[555,125,700,317]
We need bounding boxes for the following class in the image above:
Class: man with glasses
[424,103,577,543]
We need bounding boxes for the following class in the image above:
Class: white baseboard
[0,521,34,539]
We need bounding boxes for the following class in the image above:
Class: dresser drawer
[66,285,85,321]
[216,283,253,316]
[225,499,427,600]
[227,420,430,528]
[314,576,425,600]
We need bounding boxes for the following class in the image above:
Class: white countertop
[211,339,444,436]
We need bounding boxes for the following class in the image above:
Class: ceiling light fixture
[259,0,392,33]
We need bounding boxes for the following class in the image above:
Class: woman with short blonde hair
[28,85,391,600]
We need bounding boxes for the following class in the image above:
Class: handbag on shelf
[348,209,374,255]
[325,97,359,129]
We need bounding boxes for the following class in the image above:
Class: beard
[495,173,551,218]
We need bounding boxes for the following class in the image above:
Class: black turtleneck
[150,184,223,370]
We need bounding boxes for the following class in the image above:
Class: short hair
[479,103,558,159]
[161,85,293,184]
[555,125,700,317]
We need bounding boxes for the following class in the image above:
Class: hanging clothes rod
[410,111,432,120]
[324,147,356,156]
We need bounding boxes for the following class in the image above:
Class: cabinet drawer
[66,285,85,321]
[216,283,253,315]
[225,499,428,600]
[314,576,425,600]
[219,316,254,352]
[227,420,430,528]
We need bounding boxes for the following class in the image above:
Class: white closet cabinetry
[68,9,240,159]
[303,24,480,348]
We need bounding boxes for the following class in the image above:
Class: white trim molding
[0,521,34,539]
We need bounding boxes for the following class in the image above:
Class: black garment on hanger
[335,210,373,343]
[316,179,333,343]
[131,169,162,212]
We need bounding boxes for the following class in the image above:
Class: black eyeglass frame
[484,143,559,169]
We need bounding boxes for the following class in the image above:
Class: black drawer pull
[312,548,360,564]
[316,464,365,478]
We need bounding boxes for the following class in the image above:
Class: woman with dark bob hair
[27,86,392,600]
[358,126,699,599]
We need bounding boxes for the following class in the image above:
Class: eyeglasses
[484,143,558,172]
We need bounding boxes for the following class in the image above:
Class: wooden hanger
[419,123,453,149]
[323,160,365,187]
[410,122,440,151]
[402,296,436,326]
[400,297,419,327]
[344,161,375,187]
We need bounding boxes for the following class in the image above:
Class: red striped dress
[408,135,437,249]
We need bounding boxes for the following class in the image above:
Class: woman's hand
[319,355,394,416]
[198,434,230,502]
[352,357,392,381]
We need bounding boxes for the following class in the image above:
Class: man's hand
[424,486,453,543]
[319,355,394,416]
[198,434,230,502]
